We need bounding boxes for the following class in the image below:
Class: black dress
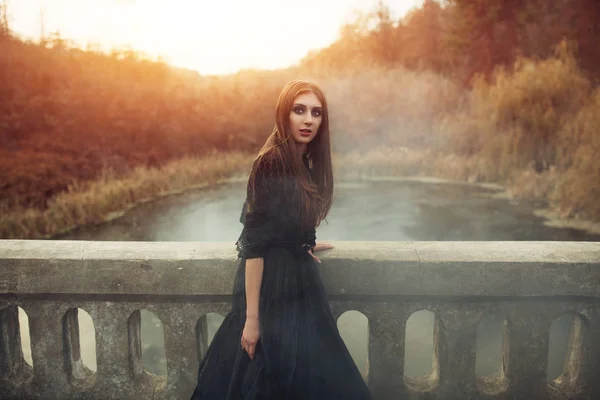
[190,154,372,400]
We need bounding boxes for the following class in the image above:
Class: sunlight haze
[8,0,423,75]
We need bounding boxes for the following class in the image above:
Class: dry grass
[506,167,558,205]
[436,42,600,222]
[550,88,600,220]
[0,152,254,239]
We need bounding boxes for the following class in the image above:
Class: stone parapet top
[1,240,598,298]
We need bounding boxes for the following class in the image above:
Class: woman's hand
[313,242,333,252]
[308,243,333,263]
[241,315,260,360]
[308,249,321,263]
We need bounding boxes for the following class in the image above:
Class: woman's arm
[313,242,333,252]
[240,156,281,359]
[245,257,264,319]
[241,256,264,360]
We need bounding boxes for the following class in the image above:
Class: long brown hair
[247,80,333,229]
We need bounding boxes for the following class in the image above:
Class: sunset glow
[8,0,422,75]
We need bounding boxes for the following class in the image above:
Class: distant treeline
[304,0,600,84]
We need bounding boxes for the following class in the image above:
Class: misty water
[20,180,599,382]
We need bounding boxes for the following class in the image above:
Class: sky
[7,0,423,75]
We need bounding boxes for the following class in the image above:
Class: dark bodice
[235,155,316,259]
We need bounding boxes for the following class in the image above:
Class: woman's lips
[300,129,312,137]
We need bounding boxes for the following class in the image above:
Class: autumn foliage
[1,0,600,239]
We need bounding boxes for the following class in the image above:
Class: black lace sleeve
[236,157,287,259]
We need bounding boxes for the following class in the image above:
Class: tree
[0,0,9,35]
[371,1,398,64]
[559,0,600,80]
[401,0,446,71]
[444,0,524,82]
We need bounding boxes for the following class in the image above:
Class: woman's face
[289,91,323,147]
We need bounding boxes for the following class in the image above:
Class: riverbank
[336,148,600,236]
[0,152,253,240]
[2,148,600,239]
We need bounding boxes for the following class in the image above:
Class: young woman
[190,80,372,400]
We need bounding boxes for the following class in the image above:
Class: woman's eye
[312,109,322,117]
[293,107,304,114]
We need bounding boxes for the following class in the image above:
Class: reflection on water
[45,181,598,381]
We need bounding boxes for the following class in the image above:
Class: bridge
[1,240,599,399]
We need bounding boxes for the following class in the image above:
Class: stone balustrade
[0,240,599,400]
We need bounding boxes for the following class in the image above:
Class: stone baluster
[62,308,81,380]
[88,303,137,398]
[128,309,145,381]
[572,310,600,399]
[434,308,479,398]
[367,303,408,400]
[0,304,33,398]
[197,303,230,359]
[62,307,96,390]
[197,313,210,360]
[0,305,23,377]
[328,301,347,322]
[503,309,551,398]
[26,303,72,399]
[153,304,201,399]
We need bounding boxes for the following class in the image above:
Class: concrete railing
[0,240,599,400]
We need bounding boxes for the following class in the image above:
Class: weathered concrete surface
[0,240,599,400]
[1,240,598,296]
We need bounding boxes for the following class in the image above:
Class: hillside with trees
[1,0,599,238]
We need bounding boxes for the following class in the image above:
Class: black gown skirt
[190,155,372,400]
